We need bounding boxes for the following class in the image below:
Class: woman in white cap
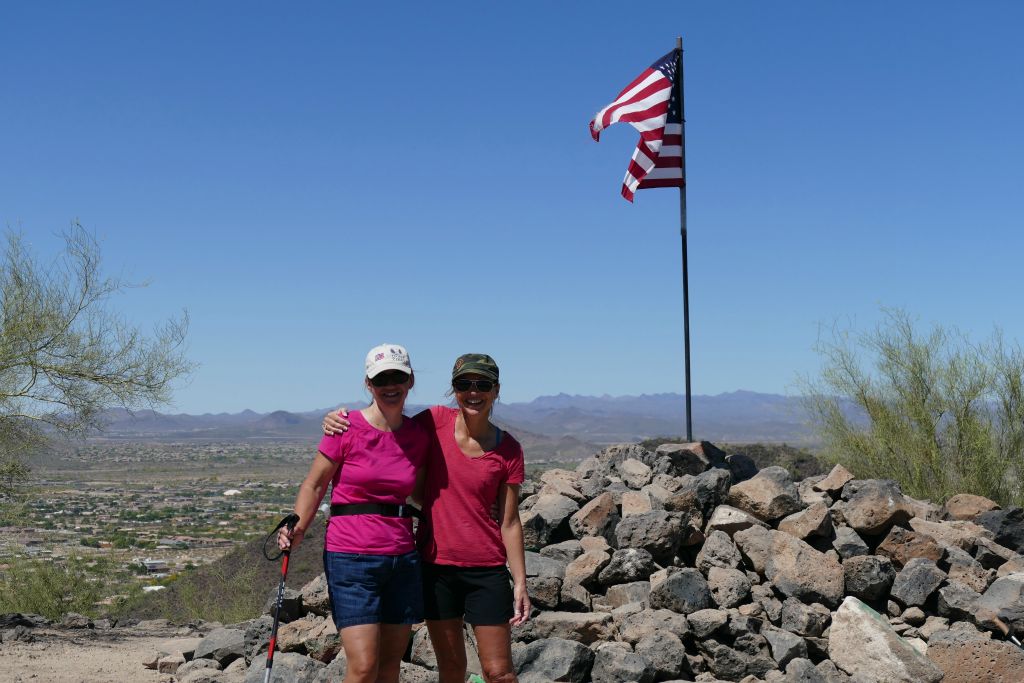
[279,344,429,683]
[323,353,529,683]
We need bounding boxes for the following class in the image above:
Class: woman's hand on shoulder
[323,407,351,435]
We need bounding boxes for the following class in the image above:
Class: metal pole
[676,36,693,442]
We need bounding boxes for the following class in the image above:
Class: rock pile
[152,441,1024,681]
[11,440,1024,682]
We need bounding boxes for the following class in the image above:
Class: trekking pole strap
[262,513,301,561]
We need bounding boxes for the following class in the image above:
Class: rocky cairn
[10,441,1024,682]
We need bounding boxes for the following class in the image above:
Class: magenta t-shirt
[319,410,428,555]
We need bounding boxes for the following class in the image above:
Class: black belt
[330,503,422,520]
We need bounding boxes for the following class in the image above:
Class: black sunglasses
[452,378,496,393]
[370,371,410,387]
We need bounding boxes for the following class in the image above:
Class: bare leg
[340,624,380,683]
[427,618,468,683]
[473,623,517,683]
[375,624,412,683]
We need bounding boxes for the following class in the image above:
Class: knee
[481,665,517,683]
[346,659,379,681]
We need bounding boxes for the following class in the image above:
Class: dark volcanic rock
[843,555,896,602]
[615,510,684,564]
[977,507,1024,554]
[890,558,946,607]
[513,637,595,683]
[648,567,713,615]
[598,548,656,586]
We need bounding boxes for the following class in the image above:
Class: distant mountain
[89,391,830,459]
[494,391,817,445]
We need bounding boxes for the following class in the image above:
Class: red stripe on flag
[637,178,685,189]
[599,83,671,131]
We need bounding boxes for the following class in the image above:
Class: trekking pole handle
[263,513,301,561]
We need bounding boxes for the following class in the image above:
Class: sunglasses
[452,378,496,393]
[370,371,410,387]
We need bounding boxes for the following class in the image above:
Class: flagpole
[676,36,693,442]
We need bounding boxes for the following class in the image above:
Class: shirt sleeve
[318,432,347,464]
[413,407,436,431]
[504,439,525,485]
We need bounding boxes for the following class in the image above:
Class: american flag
[590,49,684,202]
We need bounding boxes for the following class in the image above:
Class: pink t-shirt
[319,410,428,555]
[414,406,525,567]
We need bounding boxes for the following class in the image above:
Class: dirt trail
[0,624,192,683]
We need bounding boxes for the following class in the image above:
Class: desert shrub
[0,557,108,620]
[805,309,1024,506]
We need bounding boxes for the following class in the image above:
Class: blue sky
[3,2,1023,414]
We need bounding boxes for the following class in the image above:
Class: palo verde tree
[0,224,193,495]
[804,309,1024,507]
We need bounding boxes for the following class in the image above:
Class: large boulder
[569,492,619,541]
[521,494,579,549]
[652,441,727,476]
[974,572,1024,635]
[617,458,653,489]
[727,466,803,522]
[696,529,743,574]
[876,525,945,569]
[778,502,832,540]
[842,554,896,602]
[890,558,946,607]
[734,523,773,577]
[707,566,751,608]
[943,493,1000,521]
[829,597,943,682]
[614,607,690,645]
[813,464,855,496]
[977,507,1024,554]
[298,574,331,617]
[194,628,245,667]
[706,505,770,537]
[909,517,992,552]
[928,638,1024,682]
[263,588,303,623]
[838,479,914,536]
[513,637,595,683]
[538,468,586,503]
[614,510,685,564]
[590,643,654,683]
[765,531,844,607]
[597,548,656,586]
[524,611,613,645]
[243,651,324,683]
[635,631,685,680]
[648,567,713,615]
[664,468,732,517]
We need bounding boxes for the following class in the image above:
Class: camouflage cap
[451,353,499,382]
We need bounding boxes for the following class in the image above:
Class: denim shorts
[323,550,424,629]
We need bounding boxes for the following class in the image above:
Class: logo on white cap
[365,343,412,378]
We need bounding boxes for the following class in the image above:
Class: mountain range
[90,391,821,461]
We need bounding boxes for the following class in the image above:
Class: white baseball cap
[364,343,412,379]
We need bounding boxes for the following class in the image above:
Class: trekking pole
[978,608,1024,649]
[262,513,300,683]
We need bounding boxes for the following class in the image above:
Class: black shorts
[422,562,514,625]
